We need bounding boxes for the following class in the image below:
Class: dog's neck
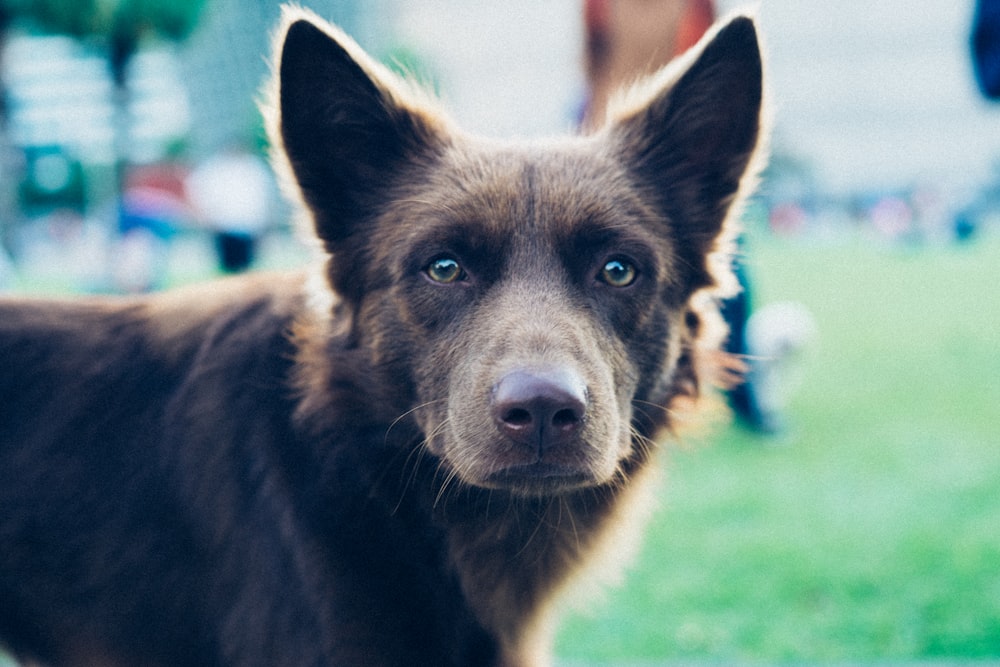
[434,456,661,665]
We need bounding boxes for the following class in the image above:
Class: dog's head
[271,8,765,496]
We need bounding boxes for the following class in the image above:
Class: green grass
[556,233,1000,662]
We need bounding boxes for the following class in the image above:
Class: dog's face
[368,144,678,494]
[273,9,764,496]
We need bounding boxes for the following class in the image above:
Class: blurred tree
[2,0,205,85]
[0,0,205,192]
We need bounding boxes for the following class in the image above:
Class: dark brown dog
[0,7,765,666]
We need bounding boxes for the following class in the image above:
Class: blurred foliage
[0,0,205,82]
[0,0,207,202]
[0,0,204,40]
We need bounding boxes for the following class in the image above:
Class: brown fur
[0,7,766,666]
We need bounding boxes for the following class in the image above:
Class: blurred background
[0,0,997,665]
[0,0,997,290]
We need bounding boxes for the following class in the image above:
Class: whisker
[630,424,660,462]
[560,496,582,554]
[514,500,550,560]
[434,465,461,508]
[391,440,432,515]
[631,398,681,421]
[388,413,449,514]
[384,398,447,443]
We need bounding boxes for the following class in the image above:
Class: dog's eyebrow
[565,214,665,253]
[394,221,510,279]
[554,214,676,283]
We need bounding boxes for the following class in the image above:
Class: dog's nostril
[552,408,581,429]
[503,408,533,427]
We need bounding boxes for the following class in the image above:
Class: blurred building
[2,35,189,166]
[179,0,392,158]
[0,0,389,240]
[0,1,385,177]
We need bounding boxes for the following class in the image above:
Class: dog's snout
[491,369,587,452]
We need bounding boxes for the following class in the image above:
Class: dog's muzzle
[483,366,598,487]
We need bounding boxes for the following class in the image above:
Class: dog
[0,7,765,666]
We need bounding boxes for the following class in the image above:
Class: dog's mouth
[483,461,595,491]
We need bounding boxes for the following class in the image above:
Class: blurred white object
[745,301,817,418]
[112,228,161,294]
[186,148,272,235]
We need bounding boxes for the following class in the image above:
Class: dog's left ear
[273,9,445,253]
[609,15,765,293]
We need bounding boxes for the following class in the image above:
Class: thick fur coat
[0,8,766,666]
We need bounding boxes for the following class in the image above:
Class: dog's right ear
[273,9,445,250]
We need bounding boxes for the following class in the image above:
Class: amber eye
[426,256,465,284]
[599,258,637,287]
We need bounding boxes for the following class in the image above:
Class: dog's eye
[598,259,637,288]
[426,256,466,284]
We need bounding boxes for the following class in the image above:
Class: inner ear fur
[270,8,447,252]
[607,14,766,294]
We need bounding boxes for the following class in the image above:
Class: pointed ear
[610,15,765,292]
[273,10,445,249]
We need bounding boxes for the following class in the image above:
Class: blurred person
[966,0,1000,242]
[972,0,1000,99]
[0,245,15,292]
[580,0,714,130]
[580,0,785,433]
[114,161,191,292]
[186,143,273,274]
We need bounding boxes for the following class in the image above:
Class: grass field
[556,231,1000,663]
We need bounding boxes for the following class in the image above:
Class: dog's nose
[492,369,587,452]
